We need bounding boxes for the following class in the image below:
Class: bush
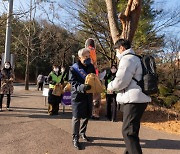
[151,96,164,106]
[158,85,172,97]
[173,101,180,113]
[162,95,179,108]
[165,82,173,92]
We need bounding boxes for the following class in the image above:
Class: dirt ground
[142,104,180,135]
[100,100,180,135]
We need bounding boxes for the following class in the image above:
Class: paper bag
[85,73,104,93]
[52,84,63,96]
[63,82,71,92]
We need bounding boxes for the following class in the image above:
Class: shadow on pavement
[12,94,43,98]
[28,112,72,119]
[141,139,180,149]
[0,108,72,119]
[91,136,123,141]
[84,137,180,150]
[28,114,61,119]
[12,106,47,111]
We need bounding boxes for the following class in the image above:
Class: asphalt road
[0,85,179,154]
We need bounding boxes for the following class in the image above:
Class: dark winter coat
[69,60,95,118]
[104,72,116,89]
[0,68,14,95]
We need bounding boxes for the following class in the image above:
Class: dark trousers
[48,103,59,115]
[48,89,61,115]
[37,82,43,91]
[106,94,117,121]
[72,116,89,140]
[0,94,11,108]
[122,103,147,154]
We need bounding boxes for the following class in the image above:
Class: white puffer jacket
[107,48,151,104]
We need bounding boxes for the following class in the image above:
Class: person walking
[0,62,14,111]
[104,65,117,122]
[107,39,151,154]
[69,48,95,150]
[47,64,65,115]
[37,73,45,91]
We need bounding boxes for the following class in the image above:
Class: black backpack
[125,53,158,95]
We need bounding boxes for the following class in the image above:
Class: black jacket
[69,60,95,118]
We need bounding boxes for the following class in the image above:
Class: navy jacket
[69,60,95,118]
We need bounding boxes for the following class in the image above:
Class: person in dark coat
[0,62,14,111]
[69,48,95,150]
[104,65,117,122]
[47,64,65,115]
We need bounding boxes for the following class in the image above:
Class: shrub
[162,95,179,108]
[158,85,172,97]
[165,82,173,92]
[173,101,180,113]
[152,96,164,106]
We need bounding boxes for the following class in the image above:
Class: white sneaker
[0,108,2,112]
[7,108,11,111]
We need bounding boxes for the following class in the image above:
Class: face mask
[111,68,117,73]
[53,68,59,72]
[5,64,10,69]
[116,51,121,60]
[84,58,91,65]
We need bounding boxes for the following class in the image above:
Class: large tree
[105,0,142,43]
[64,0,164,65]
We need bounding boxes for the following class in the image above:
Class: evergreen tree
[77,0,164,65]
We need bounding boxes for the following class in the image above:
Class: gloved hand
[83,84,91,91]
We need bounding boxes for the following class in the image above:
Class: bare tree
[157,36,180,87]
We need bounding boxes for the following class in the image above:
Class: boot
[72,135,81,150]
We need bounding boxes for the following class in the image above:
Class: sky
[0,0,179,37]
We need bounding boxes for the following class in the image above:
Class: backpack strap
[123,53,142,83]
[72,63,87,80]
[123,53,141,59]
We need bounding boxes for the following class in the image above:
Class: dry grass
[100,99,180,135]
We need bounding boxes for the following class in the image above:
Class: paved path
[0,85,179,154]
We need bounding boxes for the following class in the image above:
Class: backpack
[125,53,158,95]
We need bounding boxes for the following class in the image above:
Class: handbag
[52,84,63,96]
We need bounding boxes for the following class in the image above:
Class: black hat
[113,39,131,50]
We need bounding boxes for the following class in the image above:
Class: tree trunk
[119,0,142,43]
[106,0,142,44]
[105,0,121,44]
[25,48,30,90]
[25,0,32,90]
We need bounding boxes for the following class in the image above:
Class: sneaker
[0,108,2,112]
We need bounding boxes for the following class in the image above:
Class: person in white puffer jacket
[107,39,151,154]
